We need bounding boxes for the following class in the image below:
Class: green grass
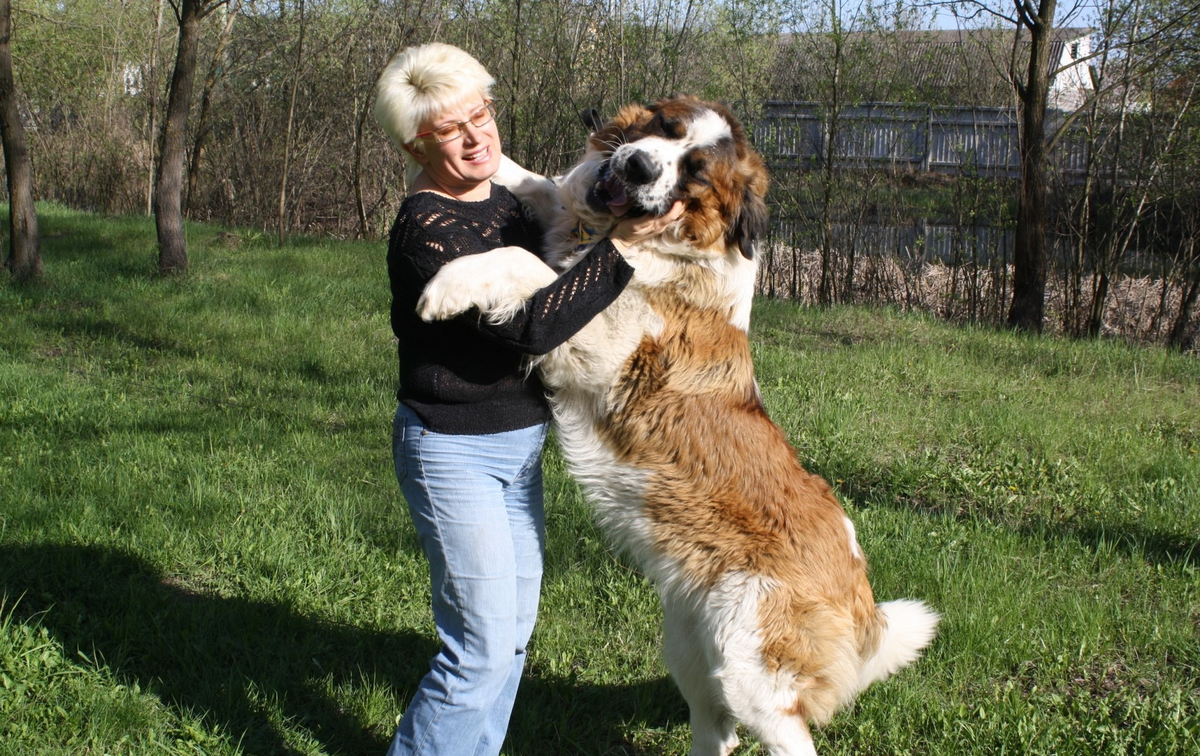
[2,204,1198,755]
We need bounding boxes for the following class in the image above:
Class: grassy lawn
[2,204,1198,755]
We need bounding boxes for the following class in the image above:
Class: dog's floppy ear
[729,184,769,260]
[579,108,604,134]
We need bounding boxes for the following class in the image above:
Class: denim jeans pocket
[513,422,550,481]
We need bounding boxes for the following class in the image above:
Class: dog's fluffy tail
[857,599,939,691]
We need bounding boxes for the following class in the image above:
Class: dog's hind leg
[662,600,739,756]
[719,664,818,756]
[752,716,818,756]
[710,579,824,756]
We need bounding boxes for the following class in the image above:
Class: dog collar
[571,220,600,251]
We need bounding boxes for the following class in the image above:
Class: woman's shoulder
[395,190,453,224]
[396,184,516,227]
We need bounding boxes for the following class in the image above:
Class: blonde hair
[373,43,496,182]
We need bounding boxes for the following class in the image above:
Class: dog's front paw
[417,246,558,323]
[418,273,480,321]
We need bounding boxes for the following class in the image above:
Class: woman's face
[407,98,502,199]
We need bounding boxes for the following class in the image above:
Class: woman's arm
[403,199,685,356]
[482,202,686,353]
[476,239,633,355]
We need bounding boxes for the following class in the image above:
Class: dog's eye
[661,117,686,139]
[648,112,686,139]
[684,151,708,176]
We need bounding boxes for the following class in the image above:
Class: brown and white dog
[418,97,938,756]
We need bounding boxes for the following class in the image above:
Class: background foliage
[7,0,1199,345]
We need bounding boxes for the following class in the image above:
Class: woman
[373,43,680,756]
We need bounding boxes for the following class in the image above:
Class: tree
[949,0,1200,334]
[147,0,167,215]
[0,0,40,281]
[154,0,230,275]
[1004,0,1059,332]
[187,0,239,218]
[277,0,304,247]
[943,0,1071,332]
[945,0,1092,332]
[1167,193,1200,349]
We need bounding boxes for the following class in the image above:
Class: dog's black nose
[620,151,661,186]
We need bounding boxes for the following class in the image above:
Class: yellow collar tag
[572,220,598,248]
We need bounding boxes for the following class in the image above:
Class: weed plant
[2,205,1198,754]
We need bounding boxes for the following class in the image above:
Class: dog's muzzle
[589,162,632,217]
[588,155,668,219]
[615,151,662,187]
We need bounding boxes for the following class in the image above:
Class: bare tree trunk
[146,0,166,215]
[1085,1,1142,337]
[1066,18,1114,338]
[1148,249,1171,338]
[507,0,522,160]
[1169,251,1199,350]
[278,0,305,247]
[0,0,40,281]
[818,17,844,307]
[1068,166,1101,334]
[156,2,202,273]
[187,0,238,217]
[1007,0,1057,333]
[353,87,374,239]
[618,0,626,104]
[155,0,227,274]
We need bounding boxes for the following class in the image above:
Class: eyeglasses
[410,102,497,146]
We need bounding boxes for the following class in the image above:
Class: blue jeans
[387,403,548,756]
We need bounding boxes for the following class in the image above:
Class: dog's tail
[857,599,939,691]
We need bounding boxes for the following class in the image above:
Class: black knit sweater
[387,183,634,435]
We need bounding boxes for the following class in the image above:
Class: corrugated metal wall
[755,102,1086,179]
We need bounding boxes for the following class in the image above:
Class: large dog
[418,97,938,756]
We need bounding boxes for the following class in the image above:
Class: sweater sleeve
[391,194,634,357]
[476,239,634,355]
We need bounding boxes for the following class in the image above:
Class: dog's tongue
[604,175,631,216]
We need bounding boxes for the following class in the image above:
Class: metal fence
[754,102,1089,178]
[768,217,1017,264]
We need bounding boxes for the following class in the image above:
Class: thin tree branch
[197,0,233,21]
[921,1,1016,26]
[1014,0,1037,30]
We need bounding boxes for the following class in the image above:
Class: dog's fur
[418,97,938,756]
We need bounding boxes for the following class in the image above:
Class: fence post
[923,105,933,173]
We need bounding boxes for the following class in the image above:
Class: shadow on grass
[837,474,1200,569]
[1022,518,1200,569]
[35,212,159,277]
[0,543,683,756]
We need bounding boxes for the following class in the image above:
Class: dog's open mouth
[590,162,642,218]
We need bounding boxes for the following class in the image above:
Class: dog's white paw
[418,273,482,321]
[494,156,562,231]
[418,246,557,323]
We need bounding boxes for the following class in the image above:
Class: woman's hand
[609,200,686,254]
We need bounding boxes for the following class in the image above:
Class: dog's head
[571,96,769,259]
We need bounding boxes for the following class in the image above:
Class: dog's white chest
[538,287,660,397]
